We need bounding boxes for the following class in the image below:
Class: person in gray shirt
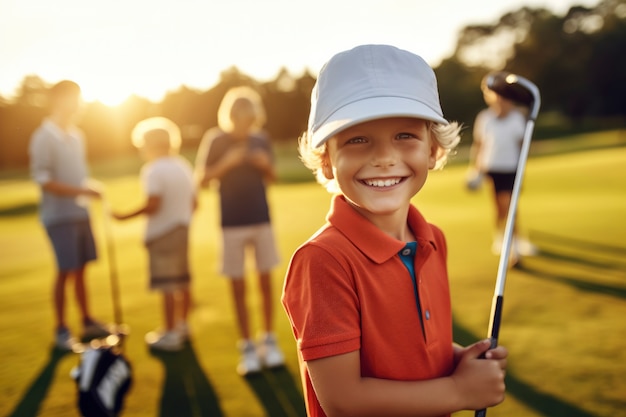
[29,80,110,351]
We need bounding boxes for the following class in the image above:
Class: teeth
[364,178,401,187]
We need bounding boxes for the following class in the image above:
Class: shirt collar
[42,118,79,141]
[326,195,438,264]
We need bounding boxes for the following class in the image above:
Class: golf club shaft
[103,200,123,326]
[476,77,540,417]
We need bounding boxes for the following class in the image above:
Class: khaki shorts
[221,223,280,278]
[146,225,190,292]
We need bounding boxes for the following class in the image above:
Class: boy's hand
[83,179,104,199]
[247,149,271,170]
[451,339,507,410]
[222,146,247,169]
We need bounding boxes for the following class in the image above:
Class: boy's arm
[307,341,507,417]
[199,146,247,187]
[248,148,276,183]
[112,195,161,220]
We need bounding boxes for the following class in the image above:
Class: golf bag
[73,346,132,416]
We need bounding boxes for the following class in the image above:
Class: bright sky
[0,0,597,105]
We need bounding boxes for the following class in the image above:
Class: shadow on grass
[243,365,307,417]
[149,340,224,417]
[6,346,72,417]
[0,202,38,217]
[453,320,595,417]
[519,262,626,300]
[521,230,626,299]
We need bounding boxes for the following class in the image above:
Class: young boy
[468,73,537,265]
[282,45,508,417]
[113,117,196,351]
[29,80,111,351]
[195,86,284,375]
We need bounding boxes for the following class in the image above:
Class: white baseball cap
[308,44,449,148]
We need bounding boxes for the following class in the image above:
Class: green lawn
[1,132,625,417]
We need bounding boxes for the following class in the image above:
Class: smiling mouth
[362,177,404,188]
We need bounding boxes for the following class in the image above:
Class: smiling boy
[282,45,508,417]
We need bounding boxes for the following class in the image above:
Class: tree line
[1,0,623,170]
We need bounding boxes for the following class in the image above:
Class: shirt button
[425,310,431,320]
[402,248,411,256]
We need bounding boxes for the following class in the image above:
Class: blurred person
[282,44,508,417]
[112,117,196,352]
[29,80,111,351]
[468,73,538,267]
[195,86,284,375]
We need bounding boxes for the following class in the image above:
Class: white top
[141,155,195,242]
[473,108,526,172]
[29,119,90,226]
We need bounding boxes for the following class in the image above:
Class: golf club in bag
[71,200,132,417]
[475,72,540,417]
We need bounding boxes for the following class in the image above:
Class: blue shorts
[45,219,97,272]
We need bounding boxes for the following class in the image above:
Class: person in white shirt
[112,117,196,351]
[29,80,111,350]
[468,74,538,266]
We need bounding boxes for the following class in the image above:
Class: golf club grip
[475,295,504,417]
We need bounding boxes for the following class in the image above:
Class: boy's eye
[346,136,367,144]
[397,132,417,140]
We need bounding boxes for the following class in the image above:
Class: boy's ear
[428,139,440,169]
[321,154,334,180]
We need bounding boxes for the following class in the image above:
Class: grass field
[1,131,625,417]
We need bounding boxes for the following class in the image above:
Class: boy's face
[322,117,438,218]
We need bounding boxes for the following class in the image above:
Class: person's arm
[307,340,507,417]
[469,111,485,172]
[41,180,102,199]
[247,148,276,183]
[112,195,161,220]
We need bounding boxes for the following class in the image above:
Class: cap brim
[311,96,448,148]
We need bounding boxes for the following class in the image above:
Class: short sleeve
[29,131,52,184]
[282,244,361,361]
[141,164,163,197]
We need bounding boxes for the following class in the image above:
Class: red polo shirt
[282,195,454,417]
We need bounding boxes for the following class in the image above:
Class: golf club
[102,199,129,344]
[475,72,540,417]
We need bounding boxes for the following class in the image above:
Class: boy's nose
[370,142,397,167]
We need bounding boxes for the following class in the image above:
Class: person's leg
[73,265,92,323]
[252,224,284,368]
[180,288,191,324]
[229,278,250,340]
[494,190,514,233]
[53,270,70,330]
[252,223,280,334]
[258,271,273,333]
[163,291,175,331]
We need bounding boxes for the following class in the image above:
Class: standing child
[29,80,111,351]
[196,86,284,375]
[113,117,196,352]
[468,72,537,266]
[282,45,508,417]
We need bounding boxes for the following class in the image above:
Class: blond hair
[217,86,266,133]
[299,121,461,193]
[131,117,182,151]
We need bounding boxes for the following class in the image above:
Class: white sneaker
[517,238,539,256]
[258,333,285,368]
[177,321,190,340]
[146,330,183,352]
[237,339,262,375]
[55,327,77,351]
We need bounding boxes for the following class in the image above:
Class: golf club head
[484,71,541,120]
